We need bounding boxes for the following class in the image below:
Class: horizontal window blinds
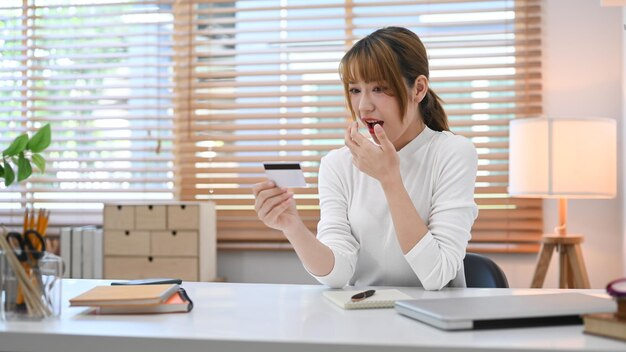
[0,0,175,230]
[0,0,542,253]
[175,0,543,253]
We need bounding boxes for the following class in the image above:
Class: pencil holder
[0,250,62,321]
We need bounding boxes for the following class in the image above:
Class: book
[81,226,103,279]
[617,299,626,319]
[584,313,626,341]
[60,227,72,278]
[81,227,93,279]
[70,226,82,279]
[95,289,193,314]
[91,227,103,279]
[323,289,412,309]
[69,284,179,307]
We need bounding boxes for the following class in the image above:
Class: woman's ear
[413,75,429,103]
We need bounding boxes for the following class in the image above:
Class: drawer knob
[117,205,122,210]
[125,230,130,236]
[148,256,153,262]
[148,205,153,210]
[172,231,177,236]
[181,205,186,210]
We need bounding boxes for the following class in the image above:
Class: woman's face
[348,81,422,150]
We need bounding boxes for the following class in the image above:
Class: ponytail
[419,88,449,132]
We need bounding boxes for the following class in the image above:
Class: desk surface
[1,280,625,352]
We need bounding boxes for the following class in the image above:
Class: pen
[351,289,376,302]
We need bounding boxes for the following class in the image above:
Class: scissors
[6,230,46,306]
[6,229,46,263]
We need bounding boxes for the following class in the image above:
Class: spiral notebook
[324,289,412,309]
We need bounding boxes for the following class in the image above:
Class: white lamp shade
[509,117,616,198]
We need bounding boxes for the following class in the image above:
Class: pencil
[40,210,49,237]
[36,208,44,234]
[29,208,35,231]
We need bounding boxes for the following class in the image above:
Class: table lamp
[508,117,616,289]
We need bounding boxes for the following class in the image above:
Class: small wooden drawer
[167,204,199,230]
[103,205,134,230]
[104,257,198,281]
[105,257,150,279]
[151,230,198,256]
[135,205,167,230]
[147,257,198,281]
[104,230,150,256]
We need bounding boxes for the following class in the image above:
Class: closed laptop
[395,292,616,331]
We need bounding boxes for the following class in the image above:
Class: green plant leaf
[17,153,32,182]
[0,163,4,178]
[3,134,28,156]
[3,160,15,186]
[31,154,46,173]
[27,124,51,153]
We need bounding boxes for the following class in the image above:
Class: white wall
[538,0,623,288]
[217,0,626,288]
[623,6,626,276]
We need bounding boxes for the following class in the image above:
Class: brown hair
[338,27,449,132]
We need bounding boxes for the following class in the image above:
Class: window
[0,0,175,228]
[0,0,542,253]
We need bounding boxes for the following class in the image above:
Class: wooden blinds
[0,0,542,253]
[174,0,543,253]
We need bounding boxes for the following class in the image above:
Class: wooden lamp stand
[531,199,591,289]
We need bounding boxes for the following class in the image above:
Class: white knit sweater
[310,126,478,290]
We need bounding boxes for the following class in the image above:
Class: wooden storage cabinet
[103,202,216,282]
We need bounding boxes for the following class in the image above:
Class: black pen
[351,289,376,302]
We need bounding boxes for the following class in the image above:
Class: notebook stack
[69,284,193,314]
[584,297,626,341]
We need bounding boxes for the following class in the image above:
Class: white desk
[1,280,624,352]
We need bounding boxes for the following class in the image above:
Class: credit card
[263,162,307,188]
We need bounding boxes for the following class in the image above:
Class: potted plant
[0,123,58,320]
[0,124,51,187]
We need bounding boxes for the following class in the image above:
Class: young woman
[252,27,478,290]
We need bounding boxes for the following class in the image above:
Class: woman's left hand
[345,121,400,184]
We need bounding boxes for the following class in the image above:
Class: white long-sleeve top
[310,126,478,290]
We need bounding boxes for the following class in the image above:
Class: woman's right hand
[252,180,300,232]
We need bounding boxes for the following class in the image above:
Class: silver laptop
[395,292,616,331]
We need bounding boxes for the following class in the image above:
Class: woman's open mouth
[364,120,384,135]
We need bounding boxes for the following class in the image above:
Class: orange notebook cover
[69,284,179,307]
[95,289,193,314]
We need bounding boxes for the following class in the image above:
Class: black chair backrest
[463,252,509,288]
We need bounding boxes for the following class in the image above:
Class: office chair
[463,252,509,288]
